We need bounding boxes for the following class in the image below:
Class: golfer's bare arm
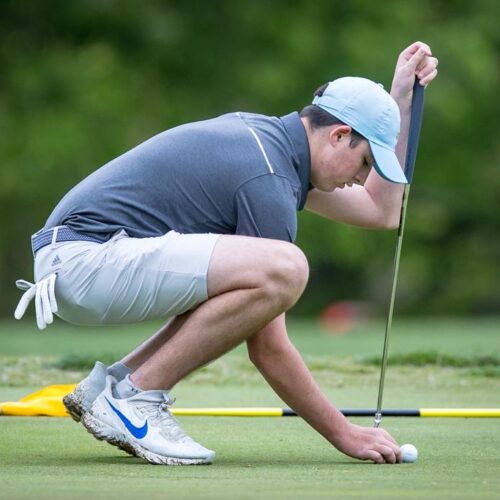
[247,313,401,463]
[305,173,404,230]
[247,314,348,443]
[305,42,438,230]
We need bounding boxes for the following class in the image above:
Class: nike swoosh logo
[105,397,148,439]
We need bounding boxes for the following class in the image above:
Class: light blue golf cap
[312,77,407,184]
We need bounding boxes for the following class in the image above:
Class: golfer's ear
[329,125,352,144]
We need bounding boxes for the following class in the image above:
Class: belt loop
[51,227,60,248]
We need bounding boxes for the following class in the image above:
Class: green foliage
[1,0,499,316]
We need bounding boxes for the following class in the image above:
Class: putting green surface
[1,415,499,499]
[1,318,499,498]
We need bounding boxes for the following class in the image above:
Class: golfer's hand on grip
[391,41,438,101]
[334,422,402,464]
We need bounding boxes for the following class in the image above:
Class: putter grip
[404,80,425,184]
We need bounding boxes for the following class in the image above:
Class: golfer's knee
[264,244,309,310]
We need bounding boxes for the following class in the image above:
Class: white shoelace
[137,397,190,442]
[14,274,58,330]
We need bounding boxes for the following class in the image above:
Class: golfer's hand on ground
[335,422,402,464]
[391,41,438,101]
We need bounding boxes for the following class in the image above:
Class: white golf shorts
[34,230,220,325]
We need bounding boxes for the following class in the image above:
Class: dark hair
[300,83,365,148]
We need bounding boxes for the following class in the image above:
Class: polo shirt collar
[279,112,311,210]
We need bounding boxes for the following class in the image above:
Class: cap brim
[370,142,408,184]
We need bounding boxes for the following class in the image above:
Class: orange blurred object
[320,300,372,335]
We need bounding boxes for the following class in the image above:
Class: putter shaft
[374,184,410,427]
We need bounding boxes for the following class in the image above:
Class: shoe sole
[81,410,138,457]
[63,392,83,423]
[81,411,213,466]
[64,389,137,457]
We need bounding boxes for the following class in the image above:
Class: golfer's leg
[130,235,309,390]
[120,312,192,371]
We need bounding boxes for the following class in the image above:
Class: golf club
[374,79,426,428]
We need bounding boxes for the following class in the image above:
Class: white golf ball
[400,443,418,463]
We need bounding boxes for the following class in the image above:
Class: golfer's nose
[354,167,370,186]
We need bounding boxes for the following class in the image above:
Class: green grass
[2,316,500,359]
[1,317,499,498]
[1,416,499,499]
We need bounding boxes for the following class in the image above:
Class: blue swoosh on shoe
[105,397,148,439]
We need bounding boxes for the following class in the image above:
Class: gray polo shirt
[44,112,311,243]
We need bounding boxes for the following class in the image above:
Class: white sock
[107,361,132,381]
[114,374,142,399]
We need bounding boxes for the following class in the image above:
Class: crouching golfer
[15,42,437,465]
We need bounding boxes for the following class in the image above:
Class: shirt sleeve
[233,175,298,242]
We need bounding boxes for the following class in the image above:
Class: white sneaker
[63,361,108,422]
[81,375,215,465]
[64,362,136,456]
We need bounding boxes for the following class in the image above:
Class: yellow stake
[420,408,500,418]
[171,407,284,417]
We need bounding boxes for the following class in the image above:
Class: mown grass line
[2,349,499,389]
[54,350,500,372]
[364,350,500,367]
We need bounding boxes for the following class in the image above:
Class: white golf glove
[14,273,58,330]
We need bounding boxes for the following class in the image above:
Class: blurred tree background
[1,0,499,317]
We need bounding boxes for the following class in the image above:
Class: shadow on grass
[51,452,362,468]
[49,454,146,467]
[213,455,361,468]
